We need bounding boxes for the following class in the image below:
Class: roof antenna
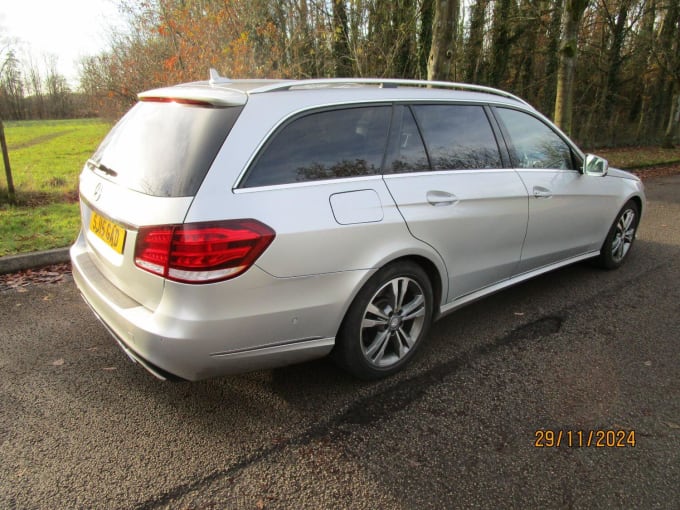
[209,68,229,85]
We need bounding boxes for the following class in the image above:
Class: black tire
[595,200,640,269]
[334,261,434,380]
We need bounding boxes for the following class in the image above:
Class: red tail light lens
[134,220,275,283]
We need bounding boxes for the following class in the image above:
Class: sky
[0,0,127,87]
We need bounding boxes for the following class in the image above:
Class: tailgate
[75,169,193,310]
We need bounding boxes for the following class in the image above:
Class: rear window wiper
[87,159,118,177]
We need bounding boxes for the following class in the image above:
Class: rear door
[383,104,528,301]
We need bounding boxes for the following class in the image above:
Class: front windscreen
[90,101,243,197]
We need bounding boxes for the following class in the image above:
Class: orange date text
[534,429,636,448]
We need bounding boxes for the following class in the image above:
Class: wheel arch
[334,251,447,342]
[629,194,643,216]
[396,255,444,318]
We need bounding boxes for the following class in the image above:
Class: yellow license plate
[89,211,126,254]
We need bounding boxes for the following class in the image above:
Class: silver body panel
[514,168,629,272]
[383,169,528,300]
[71,78,646,380]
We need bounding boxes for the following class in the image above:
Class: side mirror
[583,154,609,176]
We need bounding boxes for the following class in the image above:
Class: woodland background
[1,0,679,148]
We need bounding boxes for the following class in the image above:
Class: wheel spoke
[394,329,409,358]
[390,278,407,311]
[397,327,415,348]
[365,329,391,363]
[401,294,424,321]
[366,303,389,321]
[623,227,635,242]
[398,278,409,310]
[622,211,634,230]
[362,316,388,328]
[611,235,623,257]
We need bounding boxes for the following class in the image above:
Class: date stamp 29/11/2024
[534,429,636,448]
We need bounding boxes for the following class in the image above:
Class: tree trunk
[428,0,460,81]
[489,0,513,88]
[517,0,539,99]
[419,0,434,80]
[553,0,589,135]
[542,0,563,115]
[464,0,488,83]
[392,0,417,78]
[332,0,352,77]
[635,0,658,141]
[663,93,680,148]
[602,0,632,144]
[658,0,680,145]
[0,119,16,205]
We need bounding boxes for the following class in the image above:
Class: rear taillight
[134,220,275,283]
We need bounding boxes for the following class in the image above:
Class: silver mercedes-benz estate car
[71,71,645,381]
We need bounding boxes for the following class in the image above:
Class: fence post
[0,119,16,205]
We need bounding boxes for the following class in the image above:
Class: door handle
[533,186,552,199]
[426,190,458,206]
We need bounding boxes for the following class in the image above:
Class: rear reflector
[134,220,275,283]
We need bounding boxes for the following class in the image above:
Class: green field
[0,118,679,258]
[1,119,111,256]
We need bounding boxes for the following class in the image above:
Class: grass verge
[0,203,80,256]
[594,146,680,169]
[1,119,111,256]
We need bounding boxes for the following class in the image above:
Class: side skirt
[436,251,599,320]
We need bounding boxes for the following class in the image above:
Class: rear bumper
[70,241,369,381]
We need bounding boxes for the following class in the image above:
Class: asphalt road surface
[2,175,679,509]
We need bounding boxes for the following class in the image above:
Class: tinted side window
[243,106,390,187]
[495,108,574,170]
[412,105,502,170]
[384,106,430,173]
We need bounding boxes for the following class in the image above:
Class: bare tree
[1,50,26,120]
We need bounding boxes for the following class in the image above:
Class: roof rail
[249,78,530,106]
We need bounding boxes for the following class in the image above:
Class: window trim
[483,105,512,168]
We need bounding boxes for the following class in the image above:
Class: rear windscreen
[90,102,243,197]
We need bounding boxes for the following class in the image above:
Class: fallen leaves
[0,263,71,292]
[631,163,680,181]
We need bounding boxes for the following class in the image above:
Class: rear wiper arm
[87,159,118,177]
